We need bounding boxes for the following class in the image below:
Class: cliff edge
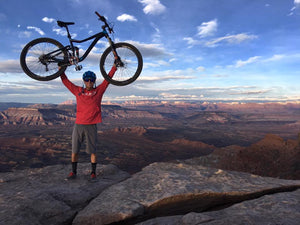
[0,162,299,225]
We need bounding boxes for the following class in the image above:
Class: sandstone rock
[1,107,75,126]
[0,163,130,225]
[184,134,300,180]
[73,162,300,225]
[138,190,300,225]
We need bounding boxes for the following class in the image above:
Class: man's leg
[71,153,78,176]
[68,124,83,178]
[85,124,97,177]
[91,153,97,163]
[91,153,97,176]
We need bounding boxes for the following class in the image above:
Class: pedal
[75,65,82,71]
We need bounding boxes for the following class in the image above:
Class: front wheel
[20,37,68,81]
[100,42,143,86]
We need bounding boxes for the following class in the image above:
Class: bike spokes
[20,38,67,81]
[100,43,142,86]
[27,42,64,75]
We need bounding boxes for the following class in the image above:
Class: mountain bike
[20,11,143,86]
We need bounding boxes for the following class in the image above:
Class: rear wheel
[100,42,143,86]
[20,38,68,81]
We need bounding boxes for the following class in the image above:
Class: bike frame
[70,27,116,62]
[50,25,116,66]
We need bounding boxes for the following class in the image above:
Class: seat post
[65,26,72,39]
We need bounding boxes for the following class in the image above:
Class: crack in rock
[73,162,300,225]
[108,186,300,225]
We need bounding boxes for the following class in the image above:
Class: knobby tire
[20,38,67,81]
[100,42,143,86]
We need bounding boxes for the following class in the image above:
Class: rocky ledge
[0,162,299,225]
[0,163,130,225]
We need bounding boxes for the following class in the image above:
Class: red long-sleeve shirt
[61,66,117,124]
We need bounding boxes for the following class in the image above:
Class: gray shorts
[72,124,97,154]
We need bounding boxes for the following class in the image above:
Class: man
[60,65,117,179]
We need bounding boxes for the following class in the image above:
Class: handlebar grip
[95,11,106,22]
[95,11,101,18]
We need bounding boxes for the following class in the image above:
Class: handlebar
[95,11,114,33]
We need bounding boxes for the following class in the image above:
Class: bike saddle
[57,20,75,28]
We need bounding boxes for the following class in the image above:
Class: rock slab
[73,162,300,225]
[0,163,130,225]
[137,189,300,225]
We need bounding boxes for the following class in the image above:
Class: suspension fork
[107,36,123,67]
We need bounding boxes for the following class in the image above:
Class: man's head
[83,71,96,90]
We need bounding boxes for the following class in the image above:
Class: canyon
[0,101,299,224]
[0,101,299,179]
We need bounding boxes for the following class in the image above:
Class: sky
[0,0,300,104]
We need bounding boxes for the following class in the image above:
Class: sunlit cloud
[289,0,300,16]
[27,26,45,36]
[117,14,137,22]
[264,54,285,62]
[183,33,258,47]
[150,22,161,43]
[159,92,199,100]
[52,28,77,38]
[42,17,55,23]
[182,37,201,47]
[228,54,300,68]
[233,56,261,68]
[138,0,166,15]
[197,19,218,37]
[205,33,258,47]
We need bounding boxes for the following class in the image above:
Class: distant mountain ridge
[1,101,299,126]
[0,107,76,126]
[0,102,33,111]
[0,104,164,126]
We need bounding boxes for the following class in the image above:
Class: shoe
[90,172,96,180]
[67,172,76,179]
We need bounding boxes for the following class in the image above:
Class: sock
[72,162,78,174]
[91,163,97,174]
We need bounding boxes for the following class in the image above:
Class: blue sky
[0,0,300,103]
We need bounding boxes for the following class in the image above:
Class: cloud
[18,31,32,38]
[27,26,45,36]
[127,41,172,58]
[52,28,77,38]
[159,92,199,100]
[138,74,194,83]
[196,66,205,72]
[233,56,261,68]
[0,59,23,73]
[150,22,161,43]
[184,33,257,47]
[42,17,55,23]
[182,37,202,47]
[294,0,300,5]
[117,14,137,22]
[197,19,218,37]
[228,89,269,96]
[228,53,300,69]
[264,54,285,62]
[0,79,72,103]
[289,0,300,15]
[138,0,166,15]
[205,33,258,47]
